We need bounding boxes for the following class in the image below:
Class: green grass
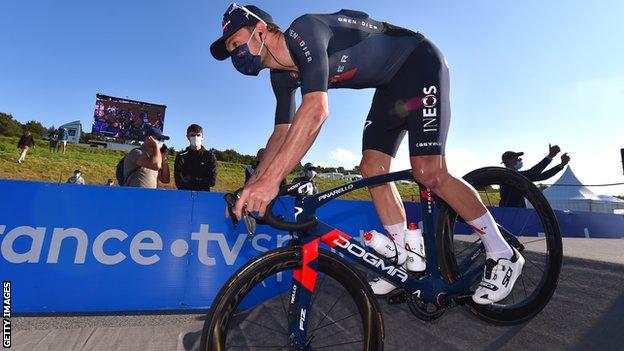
[0,135,499,203]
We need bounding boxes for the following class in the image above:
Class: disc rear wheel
[437,167,563,325]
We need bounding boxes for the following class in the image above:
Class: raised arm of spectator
[158,150,170,184]
[520,144,561,182]
[136,137,162,171]
[530,152,570,182]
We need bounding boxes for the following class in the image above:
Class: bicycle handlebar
[225,182,318,233]
[262,198,317,232]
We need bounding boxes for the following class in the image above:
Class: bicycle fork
[287,237,320,350]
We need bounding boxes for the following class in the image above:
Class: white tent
[542,166,624,214]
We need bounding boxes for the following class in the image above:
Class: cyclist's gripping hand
[234,176,280,220]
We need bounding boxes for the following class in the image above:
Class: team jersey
[271,9,425,125]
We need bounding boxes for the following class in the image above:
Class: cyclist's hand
[548,143,560,157]
[235,177,279,219]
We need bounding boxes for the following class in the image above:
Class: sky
[1,0,623,195]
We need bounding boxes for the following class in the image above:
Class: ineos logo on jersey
[288,29,313,63]
[422,85,438,133]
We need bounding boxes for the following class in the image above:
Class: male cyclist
[210,3,524,304]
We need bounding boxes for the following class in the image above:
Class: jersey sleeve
[285,15,332,95]
[270,70,297,125]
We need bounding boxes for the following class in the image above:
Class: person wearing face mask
[211,3,533,303]
[174,124,218,191]
[500,144,571,207]
[122,127,170,189]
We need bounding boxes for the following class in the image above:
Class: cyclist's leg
[405,39,522,304]
[360,150,405,220]
[361,87,409,243]
[362,87,410,295]
[361,150,407,243]
[405,39,512,258]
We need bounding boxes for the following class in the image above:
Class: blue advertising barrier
[0,179,622,313]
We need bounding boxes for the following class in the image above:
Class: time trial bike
[201,167,563,350]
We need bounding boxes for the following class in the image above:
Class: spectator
[500,144,571,207]
[67,169,85,184]
[123,127,170,188]
[49,129,59,152]
[245,148,265,184]
[106,179,114,186]
[292,162,319,195]
[158,143,171,188]
[58,127,69,153]
[174,124,217,191]
[17,130,35,163]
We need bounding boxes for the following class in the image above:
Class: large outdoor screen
[91,94,166,140]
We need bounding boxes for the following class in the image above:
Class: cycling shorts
[362,39,450,157]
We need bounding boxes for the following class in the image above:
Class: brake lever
[225,190,259,237]
[223,192,240,228]
[242,212,257,237]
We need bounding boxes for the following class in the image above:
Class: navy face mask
[231,29,264,76]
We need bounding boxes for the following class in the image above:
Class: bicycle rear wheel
[201,246,384,350]
[437,167,563,325]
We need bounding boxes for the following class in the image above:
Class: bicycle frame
[282,169,485,349]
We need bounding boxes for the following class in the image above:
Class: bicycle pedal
[385,288,407,305]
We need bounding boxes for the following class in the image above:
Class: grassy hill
[0,135,426,200]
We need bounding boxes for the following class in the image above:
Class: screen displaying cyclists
[91,94,166,141]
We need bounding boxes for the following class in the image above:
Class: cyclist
[210,3,524,304]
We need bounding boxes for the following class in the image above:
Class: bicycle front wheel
[437,167,563,325]
[200,246,384,351]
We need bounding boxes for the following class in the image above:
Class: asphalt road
[11,238,624,350]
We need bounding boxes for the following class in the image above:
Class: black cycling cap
[210,3,274,61]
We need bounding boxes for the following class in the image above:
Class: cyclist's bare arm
[234,91,328,218]
[262,92,328,183]
[246,124,290,185]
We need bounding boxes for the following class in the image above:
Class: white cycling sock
[467,211,513,260]
[384,221,407,247]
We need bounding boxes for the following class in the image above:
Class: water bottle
[405,223,426,271]
[363,230,408,265]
